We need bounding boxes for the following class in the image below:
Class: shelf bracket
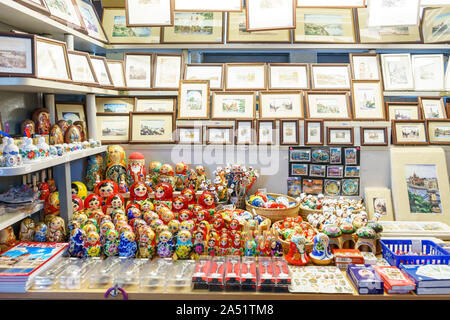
[44,94,55,124]
[64,34,74,51]
[86,94,97,141]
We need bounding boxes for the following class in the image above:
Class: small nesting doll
[192,229,206,259]
[154,182,173,209]
[271,238,284,257]
[105,194,125,216]
[86,154,104,192]
[309,233,333,265]
[157,230,175,258]
[285,234,309,266]
[196,165,207,188]
[34,222,48,242]
[174,162,188,191]
[0,227,16,251]
[45,191,60,216]
[178,209,193,222]
[198,191,216,211]
[140,199,154,213]
[185,169,199,191]
[127,152,146,186]
[84,194,103,217]
[231,234,243,256]
[207,234,218,256]
[138,226,156,259]
[174,230,193,260]
[19,218,35,241]
[172,195,188,214]
[84,231,101,257]
[105,145,127,186]
[69,227,86,258]
[99,220,115,245]
[218,234,230,256]
[167,220,180,236]
[129,181,150,206]
[72,196,84,214]
[32,108,51,135]
[94,180,118,206]
[104,229,119,257]
[181,188,197,208]
[158,164,175,188]
[47,216,65,242]
[244,239,257,257]
[126,203,142,221]
[149,161,162,187]
[118,230,137,258]
[49,124,64,145]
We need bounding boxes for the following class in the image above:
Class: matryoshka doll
[19,218,35,241]
[0,227,16,252]
[160,207,175,225]
[168,219,180,236]
[207,234,218,256]
[140,199,154,213]
[45,191,59,216]
[94,180,118,206]
[157,230,175,258]
[138,226,156,259]
[126,203,142,221]
[181,188,197,208]
[178,209,193,222]
[158,163,175,188]
[84,194,102,217]
[192,228,206,259]
[172,195,188,214]
[196,165,207,187]
[271,238,284,257]
[34,222,48,242]
[105,145,127,186]
[64,124,82,143]
[127,152,146,186]
[49,124,64,145]
[198,191,216,214]
[86,154,104,192]
[56,120,69,137]
[99,220,115,245]
[244,238,257,257]
[84,231,101,257]
[174,230,193,260]
[285,234,309,266]
[149,161,162,187]
[69,227,86,258]
[218,234,230,256]
[143,211,159,225]
[185,169,199,191]
[47,216,66,242]
[118,230,137,258]
[309,233,333,265]
[129,181,150,205]
[32,108,51,135]
[231,234,243,256]
[194,209,210,224]
[73,121,86,142]
[174,162,188,191]
[104,229,119,257]
[72,196,84,213]
[105,194,125,216]
[154,182,173,209]
[21,120,35,137]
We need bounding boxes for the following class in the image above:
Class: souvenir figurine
[231,235,243,256]
[218,234,230,256]
[168,220,180,235]
[244,239,257,256]
[72,196,84,213]
[126,203,142,221]
[143,211,159,225]
[105,145,127,186]
[44,191,59,216]
[73,121,86,141]
[34,222,48,242]
[149,161,162,186]
[160,208,175,225]
[181,188,197,207]
[138,226,156,259]
[21,120,35,137]
[129,181,150,204]
[86,154,105,191]
[178,209,193,222]
[47,169,56,192]
[71,182,87,200]
[64,124,82,143]
[118,230,137,258]
[94,180,118,205]
[157,230,175,258]
[104,229,119,257]
[0,227,16,252]
[192,229,206,259]
[173,230,192,260]
[158,163,175,187]
[20,137,39,163]
[186,169,199,191]
[47,216,66,242]
[198,191,216,211]
[56,120,69,137]
[172,195,188,213]
[127,152,146,186]
[118,174,128,194]
[99,220,115,245]
[3,138,22,167]
[105,194,125,215]
[285,234,309,266]
[271,238,284,257]
[84,231,101,257]
[207,235,218,256]
[196,165,207,187]
[309,233,334,265]
[174,162,188,191]
[36,136,49,159]
[140,199,154,213]
[154,182,173,209]
[19,218,35,241]
[84,194,102,213]
[32,108,51,135]
[213,176,228,202]
[69,227,86,258]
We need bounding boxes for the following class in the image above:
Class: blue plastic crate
[380,239,450,267]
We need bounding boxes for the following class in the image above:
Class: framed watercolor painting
[96,113,130,144]
[329,147,342,164]
[129,112,175,144]
[280,120,299,145]
[184,64,224,90]
[310,164,326,178]
[392,120,428,145]
[257,120,275,145]
[35,37,71,82]
[422,7,450,44]
[268,63,309,90]
[106,59,127,89]
[0,33,35,77]
[89,55,113,87]
[206,126,233,145]
[310,64,351,90]
[411,54,445,91]
[153,53,183,90]
[381,53,414,91]
[364,187,394,222]
[43,0,85,31]
[56,102,86,125]
[246,0,296,31]
[177,80,210,120]
[367,0,420,28]
[211,91,255,120]
[259,91,303,119]
[67,50,98,85]
[419,97,447,120]
[304,120,324,145]
[124,53,152,89]
[15,0,50,14]
[96,97,135,113]
[125,0,174,27]
[76,0,108,42]
[386,102,421,121]
[290,163,308,177]
[297,0,365,7]
[327,127,354,146]
[174,0,242,11]
[349,53,381,81]
[305,92,352,121]
[135,97,176,113]
[427,120,450,145]
[176,126,203,144]
[360,127,388,146]
[344,147,358,165]
[235,120,254,145]
[102,8,160,44]
[225,63,266,90]
[351,80,385,121]
[289,148,311,162]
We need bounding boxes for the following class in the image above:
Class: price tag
[411,239,422,255]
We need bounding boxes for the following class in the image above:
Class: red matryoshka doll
[207,234,218,256]
[218,234,230,256]
[154,202,170,215]
[157,164,175,187]
[143,211,159,225]
[194,209,211,224]
[160,207,175,225]
[192,228,206,258]
[140,199,154,213]
[126,203,142,221]
[212,217,224,231]
[172,195,188,213]
[129,181,150,203]
[231,234,243,256]
[94,180,118,205]
[198,191,216,215]
[32,108,51,135]
[174,162,188,191]
[105,194,125,215]
[127,152,146,186]
[154,182,173,209]
[192,204,204,216]
[72,196,84,213]
[105,145,127,186]
[181,187,197,208]
[84,194,102,213]
[178,209,193,222]
[45,191,60,216]
[229,219,240,233]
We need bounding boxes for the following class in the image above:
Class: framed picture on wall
[174,0,242,11]
[310,164,326,178]
[327,166,344,178]
[184,64,224,90]
[381,53,414,91]
[290,163,308,177]
[106,59,127,89]
[259,91,303,119]
[422,7,450,44]
[56,102,86,125]
[412,54,445,91]
[227,11,291,43]
[67,50,98,85]
[96,113,130,143]
[386,102,421,121]
[302,179,323,195]
[96,97,135,113]
[129,112,175,143]
[327,127,354,146]
[364,187,395,222]
[246,0,296,31]
[15,0,50,14]
[349,53,381,81]
[206,126,233,145]
[35,37,72,82]
[344,166,359,178]
[89,55,113,87]
[124,53,153,89]
[225,63,266,90]
[235,120,254,145]
[43,0,86,31]
[176,126,203,144]
[211,91,255,120]
[304,120,324,145]
[290,148,311,162]
[135,97,176,113]
[280,120,299,145]
[367,0,420,27]
[360,127,388,146]
[0,32,36,77]
[102,8,161,44]
[351,80,385,121]
[419,97,447,120]
[257,120,275,145]
[153,53,183,89]
[76,0,108,42]
[305,92,352,120]
[125,0,174,27]
[427,120,450,145]
[392,120,429,145]
[297,0,365,7]
[268,63,309,90]
[310,64,351,90]
[177,80,210,120]
[161,12,224,43]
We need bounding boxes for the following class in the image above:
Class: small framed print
[96,113,130,144]
[290,163,309,177]
[297,0,365,7]
[153,53,183,89]
[76,0,108,43]
[96,97,135,113]
[386,102,421,121]
[0,32,35,77]
[235,120,254,145]
[289,148,311,162]
[360,127,388,146]
[324,179,341,196]
[178,80,210,120]
[257,120,275,145]
[309,164,326,178]
[367,0,420,28]
[129,112,175,144]
[16,0,50,14]
[67,50,98,86]
[211,91,255,120]
[329,147,342,164]
[350,53,382,81]
[412,54,445,91]
[43,0,85,31]
[422,7,450,44]
[124,53,153,89]
[342,179,360,196]
[135,97,176,113]
[206,126,233,145]
[176,126,203,144]
[302,179,324,195]
[225,63,266,90]
[174,0,243,11]
[392,120,429,145]
[259,91,303,119]
[327,127,354,146]
[56,102,86,125]
[427,120,450,145]
[184,64,224,90]
[35,37,71,82]
[310,64,351,90]
[351,80,385,121]
[381,53,414,91]
[304,120,324,146]
[280,120,299,145]
[246,0,296,31]
[106,59,127,89]
[419,97,447,120]
[268,63,309,90]
[344,166,360,178]
[364,187,394,221]
[327,166,344,178]
[305,92,352,121]
[344,147,358,165]
[125,0,174,27]
[311,147,330,163]
[90,55,113,87]
[287,177,302,197]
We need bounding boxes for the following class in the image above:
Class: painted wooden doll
[309,233,334,265]
[127,152,146,186]
[86,154,104,192]
[138,226,156,259]
[158,164,175,188]
[192,228,206,259]
[32,108,51,135]
[84,231,101,257]
[174,162,188,191]
[157,230,175,258]
[19,218,35,241]
[94,180,118,206]
[34,222,48,242]
[174,230,193,260]
[104,229,119,257]
[47,216,65,242]
[285,234,310,266]
[118,230,137,258]
[105,145,127,186]
[69,227,86,258]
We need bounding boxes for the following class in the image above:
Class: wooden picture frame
[35,37,72,82]
[106,59,127,89]
[280,119,300,145]
[124,52,153,90]
[125,0,174,27]
[43,0,86,32]
[206,126,233,145]
[96,113,130,144]
[421,7,450,44]
[0,32,36,77]
[349,53,382,81]
[153,53,183,90]
[89,55,113,87]
[268,63,310,90]
[386,102,421,121]
[174,0,243,11]
[129,112,175,144]
[310,64,351,90]
[381,53,414,91]
[290,163,309,177]
[364,187,395,222]
[351,80,385,121]
[392,120,429,145]
[235,120,255,145]
[67,50,98,86]
[177,80,210,120]
[419,97,447,120]
[297,0,365,7]
[305,91,352,121]
[257,120,276,145]
[246,0,296,32]
[225,63,267,90]
[304,120,324,146]
[55,102,86,126]
[259,91,304,119]
[412,54,445,91]
[96,97,135,113]
[427,120,450,145]
[327,127,354,146]
[366,0,420,28]
[184,63,224,90]
[176,125,203,144]
[15,0,50,14]
[360,127,388,146]
[211,91,256,120]
[76,0,108,43]
[135,97,176,113]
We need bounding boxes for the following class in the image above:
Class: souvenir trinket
[72,196,84,213]
[21,120,35,137]
[47,216,66,242]
[198,191,216,210]
[20,137,39,163]
[149,161,162,186]
[105,145,127,186]
[172,195,188,213]
[104,229,119,257]
[309,233,334,265]
[95,180,118,204]
[175,162,188,191]
[73,121,86,141]
[157,230,175,258]
[129,181,150,203]
[118,230,137,258]
[32,108,51,135]
[84,231,101,257]
[181,188,197,206]
[192,229,206,259]
[285,234,310,266]
[2,138,22,167]
[138,226,156,258]
[86,154,104,191]
[69,227,86,257]
[56,120,69,137]
[0,226,16,251]
[127,152,146,186]
[34,222,47,242]
[207,235,218,256]
[64,124,82,143]
[174,230,193,260]
[158,163,175,187]
[19,218,35,241]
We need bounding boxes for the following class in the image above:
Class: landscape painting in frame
[405,164,442,214]
[0,34,34,76]
[98,116,129,142]
[422,7,450,43]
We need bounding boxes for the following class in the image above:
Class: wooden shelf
[0,202,43,230]
[384,91,450,97]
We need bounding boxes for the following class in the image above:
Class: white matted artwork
[184,64,224,90]
[67,51,97,85]
[367,0,420,27]
[259,91,303,119]
[126,0,173,27]
[381,53,414,91]
[125,53,152,89]
[246,0,296,31]
[153,54,182,89]
[36,38,71,81]
[297,0,365,7]
[0,34,34,76]
[411,54,445,91]
[365,187,395,221]
[175,0,242,11]
[390,147,450,224]
[268,64,309,90]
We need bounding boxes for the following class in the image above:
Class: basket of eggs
[271,216,317,254]
[246,192,300,223]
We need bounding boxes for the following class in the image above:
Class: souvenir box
[240,256,257,291]
[347,264,384,295]
[166,260,196,293]
[361,252,377,265]
[32,257,75,290]
[257,257,276,292]
[224,256,241,291]
[208,256,226,291]
[58,258,100,290]
[273,257,291,293]
[400,264,450,290]
[192,256,211,290]
[374,266,416,293]
[115,258,147,291]
[140,258,173,292]
[88,256,122,289]
[333,249,364,266]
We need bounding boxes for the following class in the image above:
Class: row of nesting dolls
[85,145,207,193]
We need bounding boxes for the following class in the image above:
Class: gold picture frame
[129,112,175,144]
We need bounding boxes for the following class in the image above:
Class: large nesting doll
[105,145,127,187]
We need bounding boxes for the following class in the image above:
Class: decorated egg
[276,197,289,207]
[65,124,82,143]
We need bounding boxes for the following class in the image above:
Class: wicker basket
[245,193,300,223]
[271,220,314,255]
